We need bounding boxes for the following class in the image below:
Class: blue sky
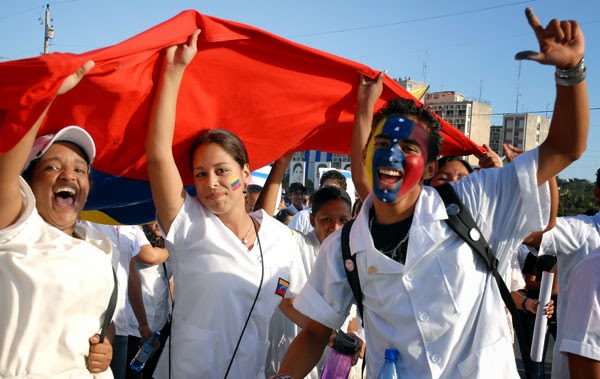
[1,0,598,181]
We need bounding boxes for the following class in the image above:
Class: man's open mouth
[378,168,403,188]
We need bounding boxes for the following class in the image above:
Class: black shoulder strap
[435,183,532,379]
[341,219,363,319]
[99,268,118,343]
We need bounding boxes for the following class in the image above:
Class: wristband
[555,58,586,86]
[521,297,528,312]
[138,323,149,331]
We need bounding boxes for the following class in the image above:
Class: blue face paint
[367,115,418,203]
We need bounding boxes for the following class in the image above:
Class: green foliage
[557,177,597,216]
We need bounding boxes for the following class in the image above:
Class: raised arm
[352,72,384,201]
[254,152,293,215]
[145,30,201,234]
[0,61,94,230]
[515,8,588,185]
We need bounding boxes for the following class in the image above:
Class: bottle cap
[385,349,399,361]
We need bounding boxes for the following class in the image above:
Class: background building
[424,91,492,165]
[498,113,551,154]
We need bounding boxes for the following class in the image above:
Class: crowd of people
[1,6,597,379]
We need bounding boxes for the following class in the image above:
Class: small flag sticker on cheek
[275,277,290,297]
[230,176,241,191]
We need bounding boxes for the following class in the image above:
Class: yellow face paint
[365,117,387,187]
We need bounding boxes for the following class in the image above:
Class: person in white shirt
[528,167,600,378]
[0,61,115,377]
[285,182,308,215]
[80,222,168,379]
[560,249,600,379]
[275,8,588,378]
[145,31,305,378]
[288,169,348,234]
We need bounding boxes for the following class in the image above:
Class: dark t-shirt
[369,207,413,265]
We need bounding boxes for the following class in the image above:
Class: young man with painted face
[274,8,589,379]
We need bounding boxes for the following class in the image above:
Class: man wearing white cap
[0,61,115,377]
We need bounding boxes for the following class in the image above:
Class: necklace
[241,217,254,245]
[369,214,410,260]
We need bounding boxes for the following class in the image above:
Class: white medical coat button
[405,272,414,281]
[469,228,480,241]
[368,266,377,275]
[419,312,429,322]
[431,353,442,364]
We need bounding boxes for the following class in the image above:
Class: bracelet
[138,323,149,331]
[555,58,586,86]
[521,297,528,312]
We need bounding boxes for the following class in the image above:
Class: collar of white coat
[349,186,449,256]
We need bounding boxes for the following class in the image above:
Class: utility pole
[512,60,522,146]
[422,50,428,84]
[43,4,54,54]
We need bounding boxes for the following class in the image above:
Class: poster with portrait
[314,162,332,188]
[288,161,306,185]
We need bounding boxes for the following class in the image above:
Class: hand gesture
[502,143,523,163]
[57,60,94,95]
[515,7,584,69]
[165,29,201,68]
[477,144,503,169]
[87,334,113,374]
[357,71,385,111]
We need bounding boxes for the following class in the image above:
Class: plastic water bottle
[130,331,160,372]
[377,349,399,379]
[321,330,358,379]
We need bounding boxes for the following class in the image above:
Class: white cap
[22,125,96,172]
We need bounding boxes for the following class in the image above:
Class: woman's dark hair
[311,186,352,215]
[21,158,40,185]
[437,156,473,174]
[189,129,250,171]
[293,162,303,171]
[352,198,363,219]
[142,223,165,249]
[372,98,443,163]
[275,208,295,224]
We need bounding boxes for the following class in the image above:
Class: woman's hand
[164,29,201,69]
[58,60,95,95]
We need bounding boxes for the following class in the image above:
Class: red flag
[0,10,483,186]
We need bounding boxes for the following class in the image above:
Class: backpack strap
[341,219,363,320]
[434,183,532,379]
[99,268,118,343]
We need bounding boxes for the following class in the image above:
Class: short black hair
[319,169,347,190]
[596,168,600,188]
[371,98,443,163]
[247,184,263,194]
[311,186,352,215]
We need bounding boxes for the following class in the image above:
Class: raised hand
[502,143,524,163]
[357,71,384,111]
[477,144,503,169]
[57,60,94,95]
[515,7,584,69]
[165,29,201,68]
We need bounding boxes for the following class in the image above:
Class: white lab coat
[295,148,550,378]
[154,193,305,379]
